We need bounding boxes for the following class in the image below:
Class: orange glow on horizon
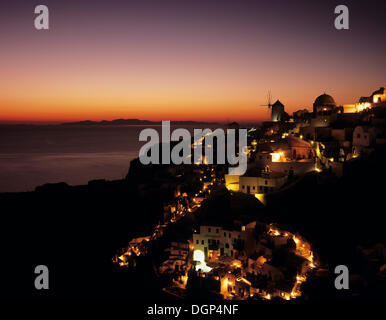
[0,1,383,124]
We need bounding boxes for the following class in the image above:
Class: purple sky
[0,0,385,122]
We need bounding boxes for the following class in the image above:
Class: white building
[193,225,242,261]
[225,167,287,195]
[239,169,287,195]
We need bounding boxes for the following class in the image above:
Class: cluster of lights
[356,102,371,112]
[264,225,317,300]
[114,166,217,268]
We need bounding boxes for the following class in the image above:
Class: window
[208,227,211,233]
[201,240,204,245]
[259,186,262,191]
[229,233,231,238]
[225,243,229,249]
[216,228,219,233]
[224,232,226,237]
[242,185,245,189]
[357,133,360,138]
[252,186,255,190]
[265,180,268,185]
[196,240,199,244]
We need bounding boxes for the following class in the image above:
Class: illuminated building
[192,225,242,261]
[371,87,386,104]
[224,174,240,191]
[313,93,336,115]
[311,93,339,127]
[239,168,287,195]
[342,87,386,114]
[271,100,285,122]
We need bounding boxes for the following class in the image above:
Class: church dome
[314,94,336,106]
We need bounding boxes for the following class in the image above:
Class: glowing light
[254,193,266,205]
[356,102,372,112]
[193,249,212,272]
[270,151,284,162]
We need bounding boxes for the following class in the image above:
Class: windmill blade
[267,90,272,117]
[267,90,272,108]
[259,90,273,119]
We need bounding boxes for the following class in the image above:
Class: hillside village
[114,87,386,300]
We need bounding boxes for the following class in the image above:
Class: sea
[0,124,222,193]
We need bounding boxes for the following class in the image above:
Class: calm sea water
[0,124,211,192]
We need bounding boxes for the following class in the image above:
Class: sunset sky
[0,0,385,123]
